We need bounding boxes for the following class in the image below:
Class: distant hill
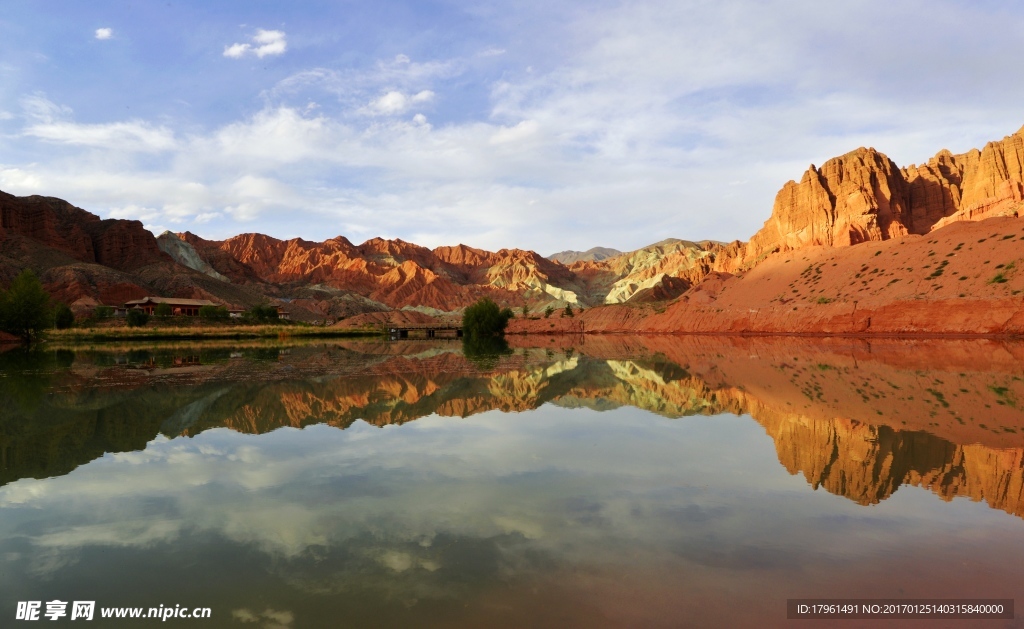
[547,247,621,264]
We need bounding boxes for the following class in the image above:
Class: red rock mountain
[0,190,167,271]
[735,125,1024,269]
[3,123,1024,330]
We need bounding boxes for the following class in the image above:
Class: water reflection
[2,338,1023,518]
[1,337,1023,626]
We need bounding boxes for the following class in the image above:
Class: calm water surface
[1,336,1024,628]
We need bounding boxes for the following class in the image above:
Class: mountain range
[1,124,1022,329]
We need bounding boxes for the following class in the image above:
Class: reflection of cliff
[2,338,1024,521]
[758,411,1024,517]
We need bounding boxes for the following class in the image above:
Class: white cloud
[364,90,434,116]
[224,29,287,59]
[25,120,176,151]
[489,120,539,145]
[94,28,113,40]
[7,2,1024,252]
[223,43,251,59]
[369,91,407,114]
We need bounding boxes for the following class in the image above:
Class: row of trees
[523,303,580,319]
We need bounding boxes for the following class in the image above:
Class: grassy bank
[47,324,381,343]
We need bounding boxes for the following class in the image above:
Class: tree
[0,269,52,342]
[154,302,173,318]
[563,304,574,318]
[462,297,514,339]
[126,308,149,327]
[53,304,75,329]
[199,305,229,321]
[244,304,279,324]
[94,305,114,319]
[543,305,554,318]
[521,304,530,317]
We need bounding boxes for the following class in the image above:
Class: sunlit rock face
[735,125,1024,269]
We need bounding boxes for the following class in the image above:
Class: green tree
[543,305,554,318]
[0,269,52,342]
[94,305,114,319]
[462,297,514,339]
[126,309,149,327]
[244,304,279,323]
[53,304,75,329]
[521,304,530,317]
[563,304,574,318]
[199,305,229,321]
[154,302,173,318]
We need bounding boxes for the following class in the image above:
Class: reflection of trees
[0,349,71,413]
[461,336,512,370]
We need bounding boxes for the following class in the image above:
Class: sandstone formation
[156,231,228,281]
[734,125,1024,269]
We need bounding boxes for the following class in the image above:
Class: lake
[1,336,1023,627]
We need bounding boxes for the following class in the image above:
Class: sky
[1,0,1023,255]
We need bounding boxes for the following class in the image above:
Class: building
[123,296,219,316]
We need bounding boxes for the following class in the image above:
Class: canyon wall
[734,125,1024,270]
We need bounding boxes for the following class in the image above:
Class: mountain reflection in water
[2,337,1023,517]
[2,337,1024,627]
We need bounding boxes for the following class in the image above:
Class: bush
[53,304,75,329]
[543,306,554,318]
[199,305,229,321]
[126,309,149,327]
[94,305,114,319]
[244,304,280,323]
[462,297,514,339]
[563,304,574,318]
[154,302,173,318]
[0,269,52,342]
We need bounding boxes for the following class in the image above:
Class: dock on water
[388,325,463,340]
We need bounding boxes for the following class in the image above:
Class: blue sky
[2,1,1024,254]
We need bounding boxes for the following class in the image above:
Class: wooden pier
[388,325,463,340]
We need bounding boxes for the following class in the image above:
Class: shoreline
[42,326,381,344]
